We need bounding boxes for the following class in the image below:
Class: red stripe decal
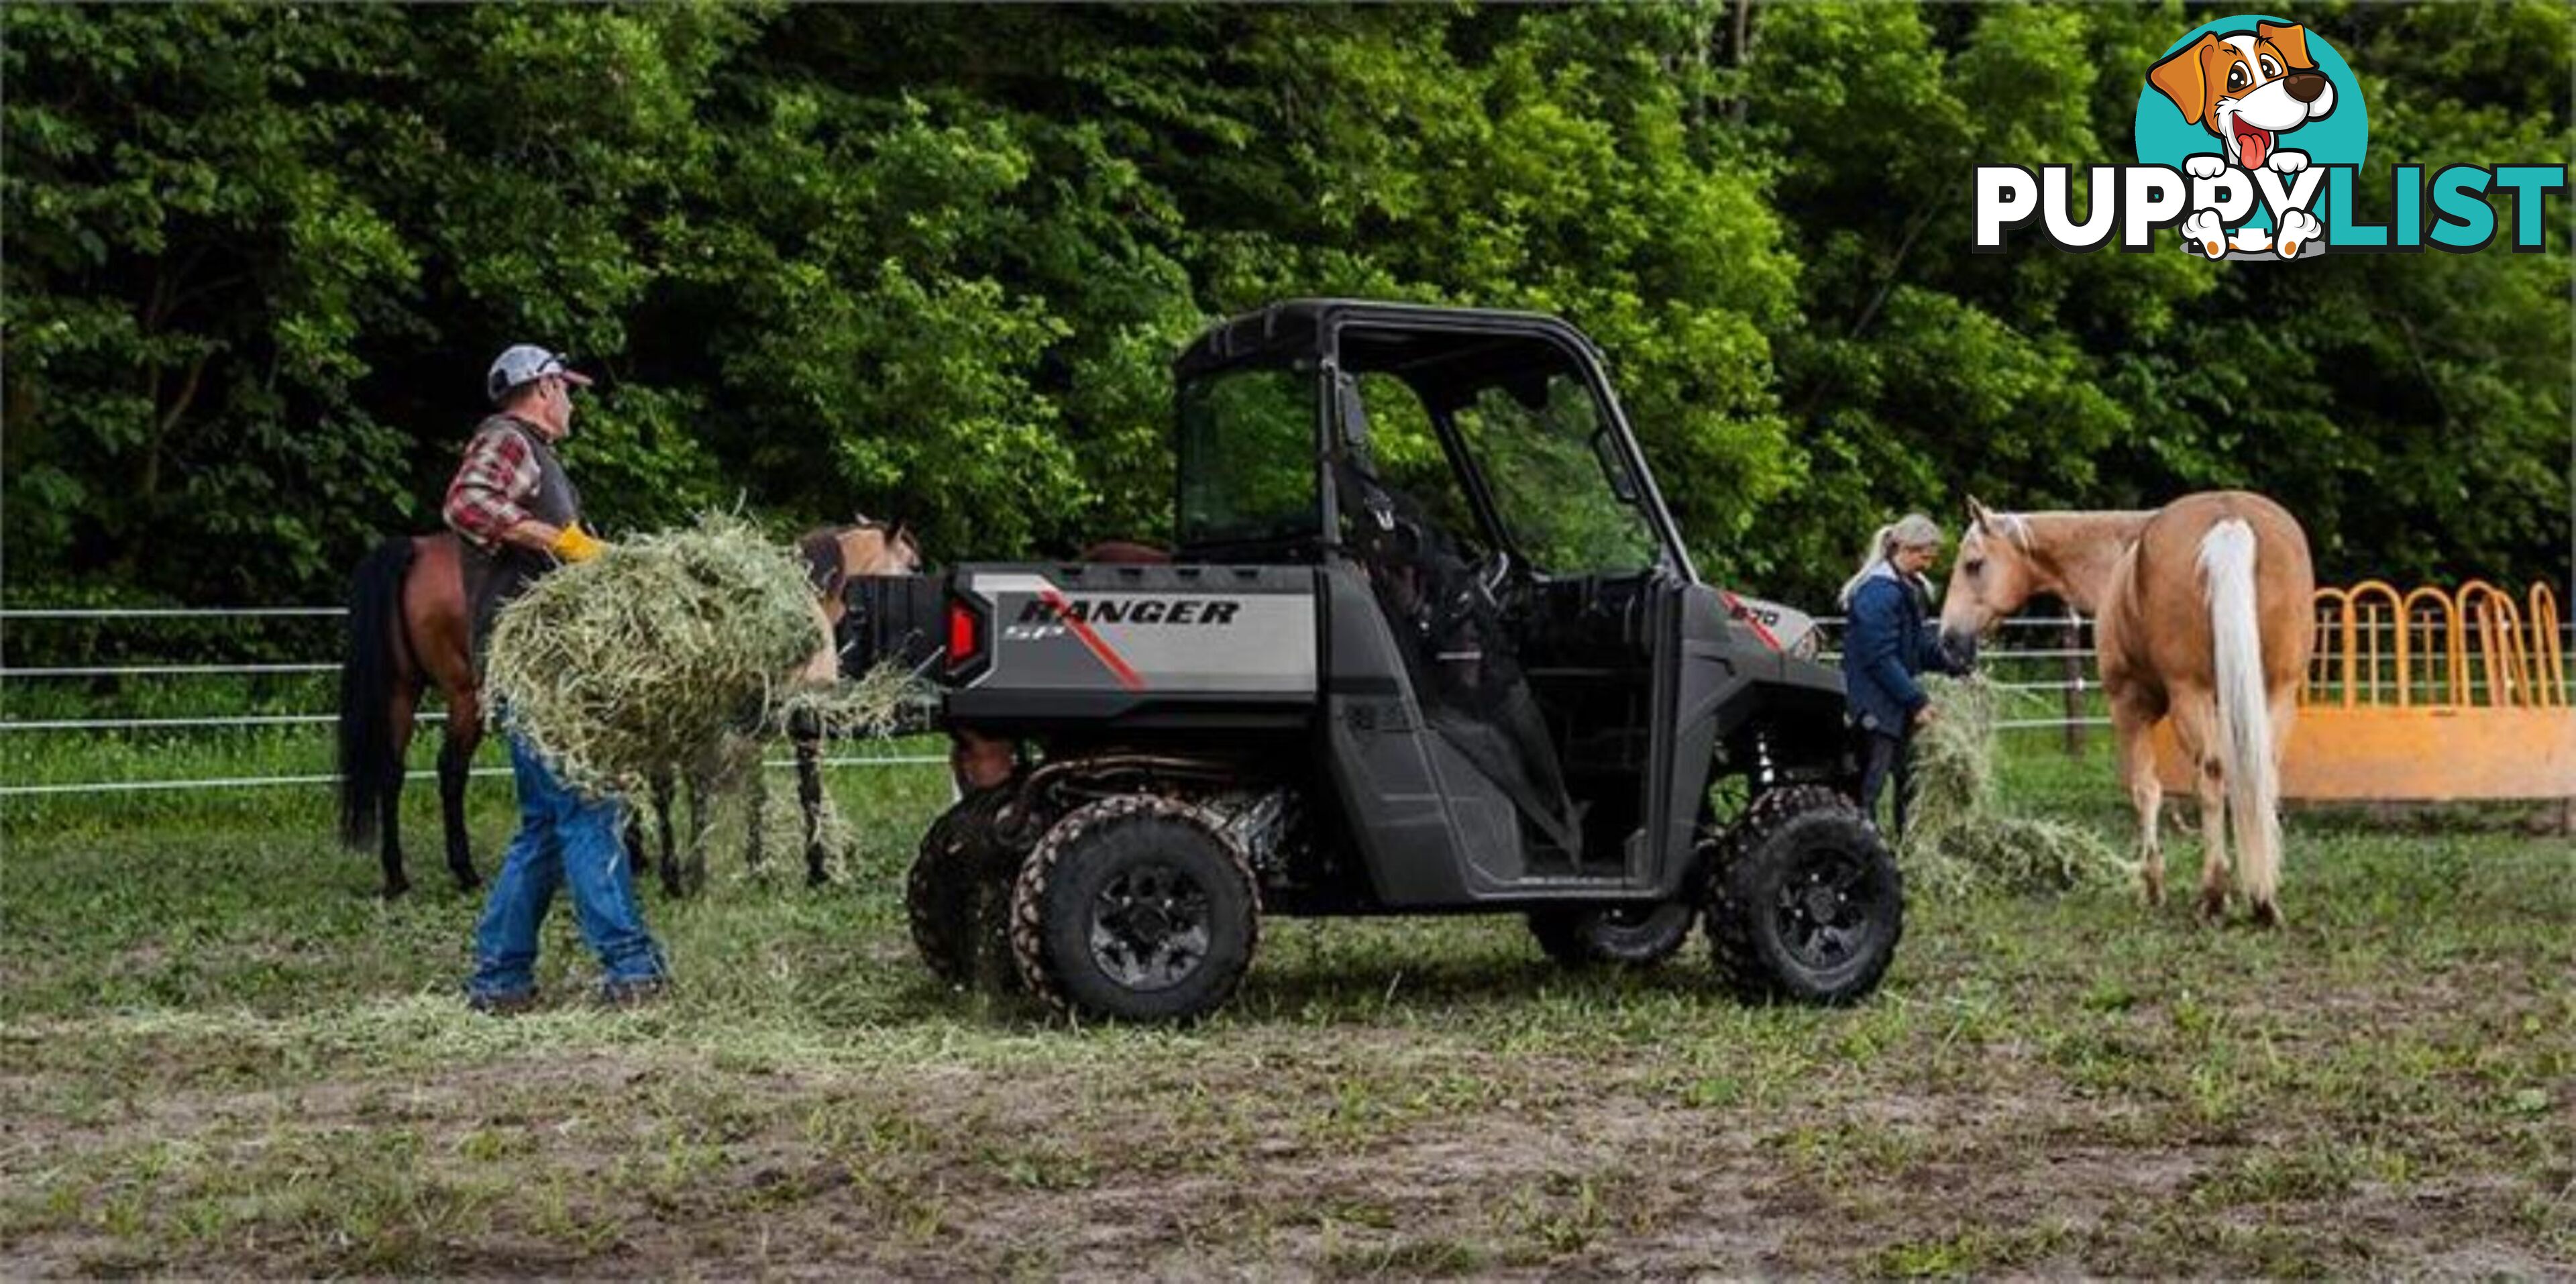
[1721,591,1783,653]
[1039,588,1146,691]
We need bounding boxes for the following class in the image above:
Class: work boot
[467,987,540,1016]
[598,975,669,1009]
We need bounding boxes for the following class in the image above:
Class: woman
[1837,513,1964,839]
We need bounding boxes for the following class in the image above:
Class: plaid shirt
[443,418,544,549]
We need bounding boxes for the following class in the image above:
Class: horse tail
[2198,518,2280,910]
[337,537,415,849]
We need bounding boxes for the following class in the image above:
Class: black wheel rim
[1089,860,1213,992]
[1773,846,1878,971]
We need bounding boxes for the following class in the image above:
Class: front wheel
[1526,902,1696,968]
[1705,786,1904,1004]
[1009,796,1260,1024]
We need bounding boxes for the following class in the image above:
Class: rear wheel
[1526,902,1696,968]
[1706,785,1903,1004]
[1010,796,1260,1024]
[906,785,1018,990]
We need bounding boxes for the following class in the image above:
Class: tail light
[946,597,982,670]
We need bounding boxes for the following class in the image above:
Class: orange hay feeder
[2155,582,2573,802]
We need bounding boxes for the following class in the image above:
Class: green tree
[1,4,749,604]
[2,2,2564,618]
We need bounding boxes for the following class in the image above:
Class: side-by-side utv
[840,299,1901,1022]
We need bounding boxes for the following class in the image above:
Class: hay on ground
[1900,674,2129,897]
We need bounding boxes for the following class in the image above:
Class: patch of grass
[1873,1220,2076,1277]
[5,723,2573,1276]
[1320,1233,1488,1278]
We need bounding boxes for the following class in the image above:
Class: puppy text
[1974,163,2565,255]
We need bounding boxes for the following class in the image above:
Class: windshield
[1177,365,1318,549]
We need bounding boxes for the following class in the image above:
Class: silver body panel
[959,566,1320,698]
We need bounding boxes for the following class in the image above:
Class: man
[1836,513,1966,839]
[445,344,667,1012]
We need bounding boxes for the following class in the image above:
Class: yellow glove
[550,522,608,564]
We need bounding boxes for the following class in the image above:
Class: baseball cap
[486,345,595,404]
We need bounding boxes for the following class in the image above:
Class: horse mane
[794,529,846,597]
[1967,507,2161,617]
[1982,511,2033,553]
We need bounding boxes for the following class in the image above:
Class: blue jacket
[1841,570,1955,735]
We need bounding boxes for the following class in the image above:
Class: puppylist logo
[1976,16,2565,259]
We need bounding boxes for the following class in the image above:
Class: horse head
[1937,497,2041,668]
[847,515,922,578]
[792,516,928,686]
[800,516,925,610]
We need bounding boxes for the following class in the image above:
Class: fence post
[2061,616,2087,757]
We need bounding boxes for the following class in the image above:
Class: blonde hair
[1837,512,1944,607]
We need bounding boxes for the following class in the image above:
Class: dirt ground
[4,775,2571,1277]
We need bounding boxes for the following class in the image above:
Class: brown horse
[335,521,920,898]
[1935,492,2314,925]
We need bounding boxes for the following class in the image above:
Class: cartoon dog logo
[2149,21,2336,258]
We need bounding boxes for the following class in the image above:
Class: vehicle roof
[1172,298,1602,378]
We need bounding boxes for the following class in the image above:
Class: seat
[1332,425,1583,859]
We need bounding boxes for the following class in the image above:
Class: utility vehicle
[842,300,1901,1022]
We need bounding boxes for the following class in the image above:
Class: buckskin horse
[334,520,920,898]
[1935,492,2314,925]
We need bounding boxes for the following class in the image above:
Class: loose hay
[776,661,922,745]
[641,751,868,885]
[484,513,916,805]
[1901,675,2129,896]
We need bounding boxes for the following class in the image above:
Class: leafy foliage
[4,2,2566,612]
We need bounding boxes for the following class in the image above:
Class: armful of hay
[486,513,922,798]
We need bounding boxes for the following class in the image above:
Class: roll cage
[1172,299,1698,582]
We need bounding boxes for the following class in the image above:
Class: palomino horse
[1935,492,2314,925]
[335,521,920,898]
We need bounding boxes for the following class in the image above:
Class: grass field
[3,721,2571,1277]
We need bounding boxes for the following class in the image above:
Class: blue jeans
[468,734,667,1000]
[1858,729,1914,841]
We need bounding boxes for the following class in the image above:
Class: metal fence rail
[1,714,396,733]
[0,603,958,798]
[0,606,346,619]
[7,662,342,678]
[0,755,951,798]
[6,602,2571,800]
